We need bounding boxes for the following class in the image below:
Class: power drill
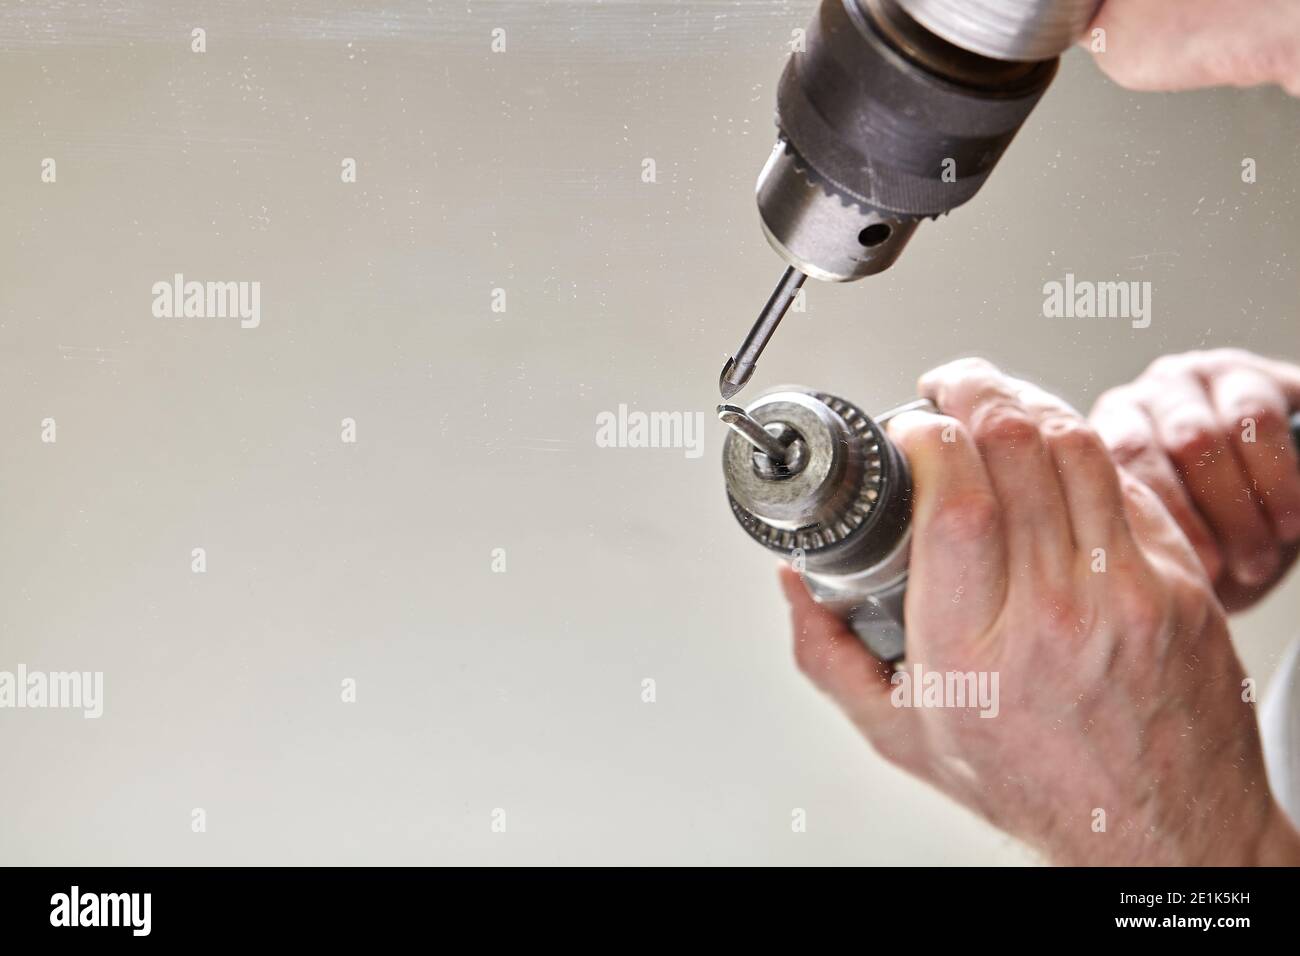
[719,0,1102,399]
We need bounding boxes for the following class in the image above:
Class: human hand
[779,358,1299,865]
[1086,0,1300,95]
[1089,349,1300,612]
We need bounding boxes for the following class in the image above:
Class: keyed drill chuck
[760,0,1087,282]
[720,387,928,661]
[720,0,1100,401]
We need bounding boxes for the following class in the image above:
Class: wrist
[1190,798,1300,866]
[1034,792,1299,867]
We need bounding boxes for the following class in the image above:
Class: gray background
[0,1,1296,865]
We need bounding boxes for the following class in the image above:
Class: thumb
[778,566,898,728]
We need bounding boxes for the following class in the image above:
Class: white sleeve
[1262,635,1300,828]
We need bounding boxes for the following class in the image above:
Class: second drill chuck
[721,387,924,661]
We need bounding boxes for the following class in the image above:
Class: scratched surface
[0,1,1298,864]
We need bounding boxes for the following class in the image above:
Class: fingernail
[1233,550,1279,588]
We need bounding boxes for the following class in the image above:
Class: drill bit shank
[717,404,791,463]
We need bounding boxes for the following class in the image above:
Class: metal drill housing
[758,0,1079,281]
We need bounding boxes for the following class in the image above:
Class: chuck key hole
[858,224,891,248]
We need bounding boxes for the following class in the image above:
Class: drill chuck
[757,0,1087,282]
[721,387,923,661]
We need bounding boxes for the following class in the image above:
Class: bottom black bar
[0,866,1289,941]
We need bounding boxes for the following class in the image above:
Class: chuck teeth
[778,138,875,215]
[776,137,937,223]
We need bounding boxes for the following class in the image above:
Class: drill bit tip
[716,265,805,401]
[718,357,752,401]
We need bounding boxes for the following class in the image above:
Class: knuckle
[1162,417,1222,466]
[1229,402,1284,437]
[1106,432,1153,468]
[1121,471,1161,510]
[971,404,1040,448]
[894,413,961,453]
[921,357,999,396]
[1041,416,1106,460]
[1037,586,1086,638]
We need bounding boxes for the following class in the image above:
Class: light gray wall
[0,1,1296,864]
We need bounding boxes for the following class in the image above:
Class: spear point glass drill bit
[718,266,807,400]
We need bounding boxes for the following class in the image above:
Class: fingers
[778,566,898,728]
[1014,381,1136,558]
[1252,353,1300,407]
[1091,350,1300,610]
[918,360,1075,580]
[1207,367,1300,542]
[886,409,1007,647]
[1091,388,1225,581]
[917,359,1139,583]
[1116,470,1204,581]
[1039,414,1135,561]
[1214,542,1300,613]
[1086,0,1300,94]
[1141,368,1278,588]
